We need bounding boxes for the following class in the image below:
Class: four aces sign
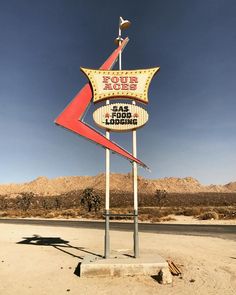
[81,67,159,133]
[81,67,159,104]
[55,38,159,167]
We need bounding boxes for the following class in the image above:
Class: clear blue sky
[0,0,235,185]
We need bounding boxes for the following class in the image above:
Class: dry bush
[198,211,219,220]
[155,189,167,209]
[161,216,176,222]
[139,207,167,218]
[214,207,236,219]
[150,216,161,223]
[80,211,103,219]
[80,188,101,212]
[139,207,159,214]
[60,209,78,218]
[1,189,236,221]
[0,197,8,210]
[0,211,8,217]
[176,207,204,216]
[16,193,33,211]
[29,209,49,217]
[45,212,57,218]
[109,192,236,207]
[43,211,61,218]
[139,214,153,222]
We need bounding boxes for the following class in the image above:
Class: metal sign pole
[104,108,110,259]
[104,16,128,259]
[117,16,139,258]
[104,17,123,259]
[133,104,139,258]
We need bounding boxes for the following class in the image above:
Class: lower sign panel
[93,103,149,132]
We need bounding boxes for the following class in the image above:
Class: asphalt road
[0,218,235,241]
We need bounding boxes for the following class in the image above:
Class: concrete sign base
[78,253,172,284]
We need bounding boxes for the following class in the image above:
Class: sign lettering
[93,103,148,132]
[81,67,160,104]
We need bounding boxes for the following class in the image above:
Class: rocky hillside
[0,174,235,197]
[224,182,236,192]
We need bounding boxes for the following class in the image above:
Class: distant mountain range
[0,174,235,197]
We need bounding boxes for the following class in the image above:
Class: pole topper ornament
[55,33,159,169]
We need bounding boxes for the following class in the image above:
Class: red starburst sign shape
[55,38,147,168]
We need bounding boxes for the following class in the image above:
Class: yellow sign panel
[93,103,149,132]
[81,67,160,104]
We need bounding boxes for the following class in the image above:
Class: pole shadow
[17,234,103,260]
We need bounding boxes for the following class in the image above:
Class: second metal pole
[104,101,110,259]
[132,101,139,258]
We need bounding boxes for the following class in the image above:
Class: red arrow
[55,38,147,168]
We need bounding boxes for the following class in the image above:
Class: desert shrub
[0,197,8,210]
[81,211,103,219]
[160,208,177,217]
[41,199,50,210]
[150,217,161,223]
[161,216,176,222]
[214,207,236,219]
[16,192,34,211]
[155,189,167,209]
[0,211,8,217]
[60,209,77,218]
[139,214,153,222]
[54,197,62,210]
[17,211,31,218]
[198,211,219,220]
[141,193,236,207]
[224,210,236,219]
[45,212,57,218]
[139,207,160,215]
[29,209,47,217]
[80,188,101,212]
[139,207,177,218]
[180,207,203,216]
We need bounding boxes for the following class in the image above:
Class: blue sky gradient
[0,0,235,184]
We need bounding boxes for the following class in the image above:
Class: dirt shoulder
[1,215,236,225]
[0,223,236,295]
[159,215,236,225]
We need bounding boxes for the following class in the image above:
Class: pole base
[104,210,110,259]
[133,209,139,258]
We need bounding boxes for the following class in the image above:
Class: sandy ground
[0,223,235,295]
[161,215,236,225]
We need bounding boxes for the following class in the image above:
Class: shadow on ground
[17,235,103,260]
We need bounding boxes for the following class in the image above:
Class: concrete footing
[78,253,172,284]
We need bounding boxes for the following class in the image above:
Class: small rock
[190,279,195,283]
[159,268,172,284]
[66,289,70,292]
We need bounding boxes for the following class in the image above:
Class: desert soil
[161,215,236,225]
[0,223,235,295]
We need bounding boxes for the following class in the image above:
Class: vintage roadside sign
[55,16,160,260]
[93,103,148,132]
[81,67,159,104]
